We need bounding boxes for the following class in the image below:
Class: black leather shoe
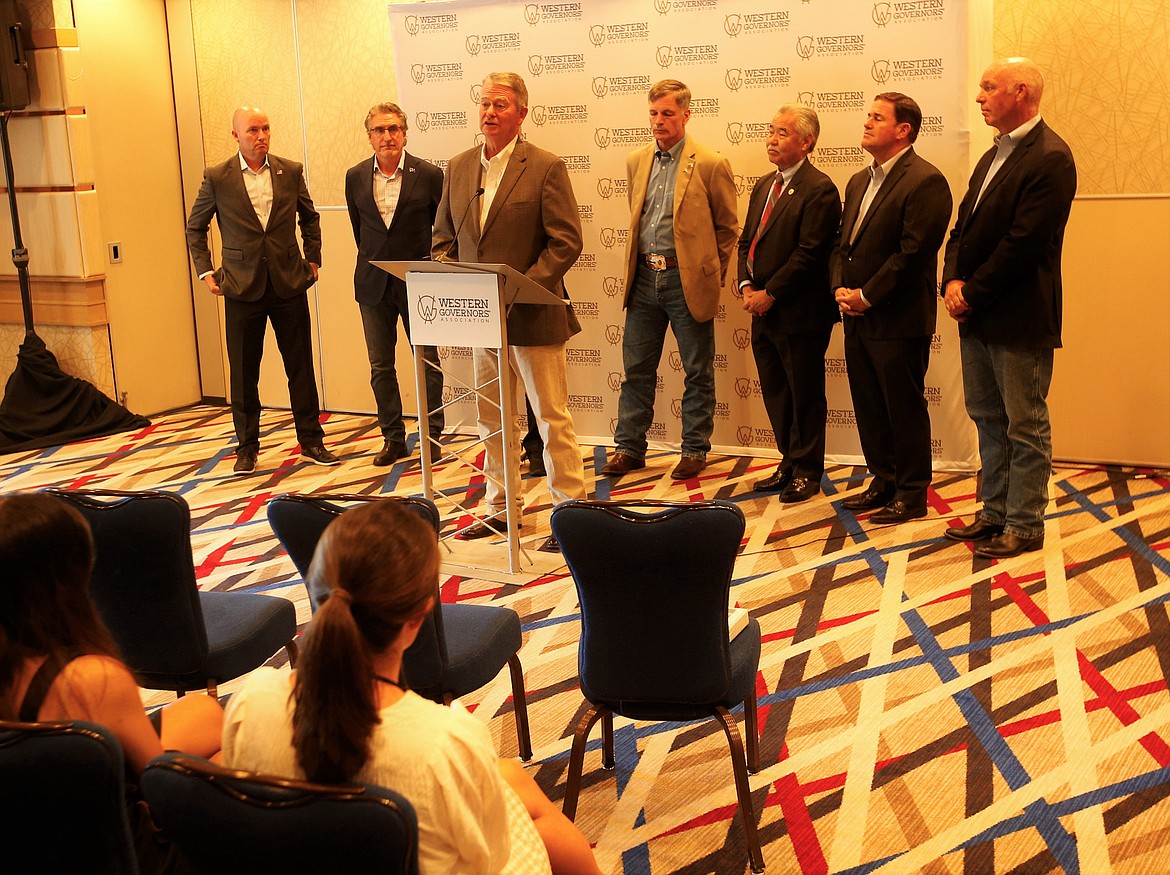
[459,515,520,540]
[538,534,560,552]
[870,499,928,524]
[670,456,707,480]
[944,518,1004,542]
[600,452,646,476]
[301,444,340,466]
[372,441,407,467]
[975,532,1044,559]
[754,467,792,493]
[841,485,894,511]
[525,456,547,478]
[232,447,257,475]
[780,476,818,503]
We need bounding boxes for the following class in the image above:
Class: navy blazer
[737,160,840,332]
[344,153,443,306]
[831,147,952,339]
[943,120,1077,349]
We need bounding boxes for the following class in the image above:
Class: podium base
[439,535,566,583]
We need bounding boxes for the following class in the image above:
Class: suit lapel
[671,141,697,219]
[226,155,265,231]
[628,145,654,220]
[852,150,912,243]
[481,141,527,238]
[389,155,418,233]
[977,122,1043,207]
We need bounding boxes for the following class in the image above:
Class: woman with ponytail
[223,501,598,874]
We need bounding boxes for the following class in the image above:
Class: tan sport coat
[623,137,739,323]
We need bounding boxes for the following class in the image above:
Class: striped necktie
[746,173,783,276]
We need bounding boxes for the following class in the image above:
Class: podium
[375,260,565,575]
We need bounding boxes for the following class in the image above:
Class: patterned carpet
[3,404,1169,874]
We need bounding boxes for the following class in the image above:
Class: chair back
[551,499,746,708]
[142,752,418,874]
[267,493,447,689]
[46,488,210,689]
[0,719,138,875]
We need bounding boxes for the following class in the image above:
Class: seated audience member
[0,492,224,771]
[222,501,599,874]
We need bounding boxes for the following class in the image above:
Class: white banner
[390,0,979,470]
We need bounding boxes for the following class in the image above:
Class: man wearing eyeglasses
[345,102,445,466]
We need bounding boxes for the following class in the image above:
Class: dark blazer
[345,153,443,305]
[737,160,840,332]
[942,120,1077,349]
[186,154,322,302]
[831,147,952,338]
[432,139,582,347]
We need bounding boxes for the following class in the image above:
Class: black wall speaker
[0,0,29,111]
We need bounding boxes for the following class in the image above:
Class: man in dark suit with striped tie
[738,105,841,503]
[345,102,444,466]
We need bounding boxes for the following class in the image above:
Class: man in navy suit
[831,92,952,524]
[187,107,336,475]
[738,105,841,503]
[942,58,1077,558]
[345,103,444,466]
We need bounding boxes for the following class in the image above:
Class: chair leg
[744,687,760,774]
[284,638,299,668]
[714,706,765,873]
[563,703,607,821]
[601,711,615,770]
[507,654,533,762]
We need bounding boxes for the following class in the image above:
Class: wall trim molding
[0,275,108,326]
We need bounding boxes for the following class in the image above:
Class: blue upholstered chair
[46,488,298,697]
[550,499,765,873]
[267,492,532,760]
[0,719,138,875]
[141,752,418,874]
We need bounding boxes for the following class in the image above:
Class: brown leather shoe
[458,515,520,540]
[944,518,1004,542]
[600,452,646,476]
[975,532,1044,559]
[670,456,706,480]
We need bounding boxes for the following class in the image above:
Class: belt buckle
[647,253,667,271]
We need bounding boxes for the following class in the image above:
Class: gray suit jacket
[186,154,322,302]
[431,139,582,346]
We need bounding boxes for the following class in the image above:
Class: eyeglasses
[368,125,405,137]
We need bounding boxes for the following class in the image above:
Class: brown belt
[640,253,678,271]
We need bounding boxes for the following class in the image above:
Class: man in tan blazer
[601,80,739,481]
[432,72,586,550]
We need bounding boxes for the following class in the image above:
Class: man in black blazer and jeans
[831,92,952,524]
[942,58,1076,559]
[738,105,841,503]
[345,102,445,466]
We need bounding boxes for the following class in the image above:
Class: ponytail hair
[292,502,439,782]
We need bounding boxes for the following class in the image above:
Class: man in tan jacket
[601,80,739,481]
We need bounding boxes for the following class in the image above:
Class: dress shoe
[670,456,707,480]
[869,499,928,525]
[459,515,520,540]
[538,534,560,552]
[753,467,792,493]
[841,485,894,511]
[780,477,819,503]
[975,532,1044,559]
[944,518,1004,542]
[600,452,646,476]
[372,440,407,467]
[301,444,340,466]
[232,447,257,475]
[525,456,547,478]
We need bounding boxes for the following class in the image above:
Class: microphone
[441,187,484,263]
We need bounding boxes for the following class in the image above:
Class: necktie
[746,174,783,276]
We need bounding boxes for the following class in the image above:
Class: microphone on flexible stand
[440,187,485,262]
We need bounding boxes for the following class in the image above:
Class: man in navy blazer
[942,58,1077,559]
[831,92,952,524]
[345,103,444,467]
[186,107,336,475]
[738,105,841,503]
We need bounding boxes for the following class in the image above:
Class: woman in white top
[223,501,598,874]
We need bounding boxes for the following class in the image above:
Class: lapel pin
[788,188,795,195]
[276,169,283,175]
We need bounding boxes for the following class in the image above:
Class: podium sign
[406,270,502,348]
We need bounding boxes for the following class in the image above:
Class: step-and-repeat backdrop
[389,0,980,469]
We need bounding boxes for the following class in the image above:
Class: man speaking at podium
[432,71,587,550]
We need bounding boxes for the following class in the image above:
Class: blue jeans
[359,293,444,445]
[613,264,715,460]
[961,335,1054,539]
